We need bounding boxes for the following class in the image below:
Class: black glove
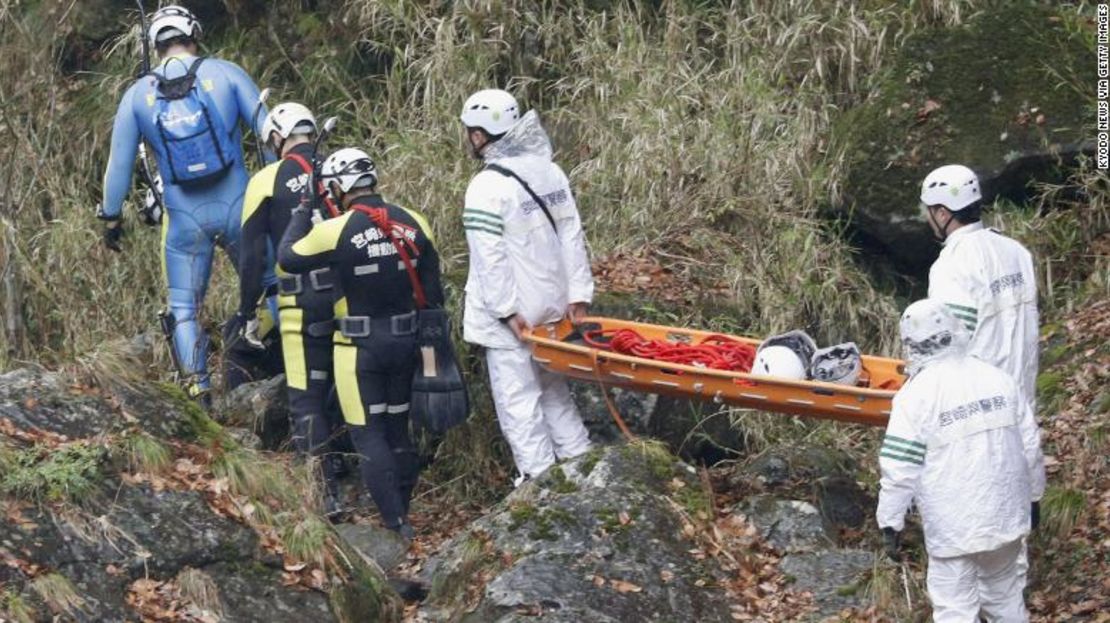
[103,222,123,252]
[1031,501,1040,531]
[882,527,901,562]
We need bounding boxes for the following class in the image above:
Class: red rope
[583,328,756,373]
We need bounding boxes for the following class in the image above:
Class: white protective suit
[877,306,1045,622]
[928,223,1040,413]
[462,110,594,479]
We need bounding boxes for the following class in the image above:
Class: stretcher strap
[589,349,635,441]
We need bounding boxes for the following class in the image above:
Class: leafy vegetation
[0,442,105,503]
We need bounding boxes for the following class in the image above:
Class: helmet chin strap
[927,207,953,243]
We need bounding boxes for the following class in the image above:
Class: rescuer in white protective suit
[459,89,594,483]
[920,164,1042,586]
[877,299,1045,623]
[921,165,1039,413]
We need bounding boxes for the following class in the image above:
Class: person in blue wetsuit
[98,5,273,401]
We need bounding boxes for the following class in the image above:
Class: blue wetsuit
[102,54,274,390]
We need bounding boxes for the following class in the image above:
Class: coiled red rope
[583,328,756,373]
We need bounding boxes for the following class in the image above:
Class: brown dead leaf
[915,99,941,122]
[660,569,675,583]
[618,511,631,526]
[610,579,642,594]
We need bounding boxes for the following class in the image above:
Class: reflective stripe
[463,208,502,223]
[464,223,503,237]
[879,449,924,465]
[309,369,329,381]
[463,214,503,230]
[884,434,925,451]
[368,403,388,414]
[386,403,410,414]
[397,259,417,271]
[355,264,379,275]
[335,344,363,425]
[945,303,978,315]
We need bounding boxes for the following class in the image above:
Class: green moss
[544,465,579,494]
[158,383,224,444]
[1036,370,1066,410]
[670,480,712,519]
[427,532,502,607]
[1040,343,1071,368]
[0,442,104,503]
[509,503,577,542]
[621,439,678,483]
[507,502,538,531]
[1,589,35,623]
[578,448,603,476]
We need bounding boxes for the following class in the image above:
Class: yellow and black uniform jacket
[276,194,445,321]
[239,142,334,317]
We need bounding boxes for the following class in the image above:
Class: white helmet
[899,299,967,373]
[262,102,316,148]
[810,343,862,386]
[920,164,981,212]
[460,89,520,136]
[148,5,202,47]
[751,346,808,380]
[321,147,378,196]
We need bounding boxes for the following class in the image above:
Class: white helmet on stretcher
[751,330,817,380]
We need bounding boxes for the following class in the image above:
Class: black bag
[409,308,470,435]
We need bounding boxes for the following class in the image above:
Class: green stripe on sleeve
[879,450,924,465]
[463,208,502,222]
[463,214,504,229]
[945,303,978,315]
[883,434,925,451]
[464,224,503,237]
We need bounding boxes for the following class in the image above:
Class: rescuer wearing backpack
[237,102,347,518]
[98,5,274,403]
[277,148,445,539]
[458,89,594,486]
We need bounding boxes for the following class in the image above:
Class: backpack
[149,57,237,186]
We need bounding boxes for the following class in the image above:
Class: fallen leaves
[914,99,941,123]
[586,574,643,594]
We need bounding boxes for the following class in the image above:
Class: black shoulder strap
[150,56,206,99]
[483,162,557,233]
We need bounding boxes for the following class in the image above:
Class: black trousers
[335,326,421,528]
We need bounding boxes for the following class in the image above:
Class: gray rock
[741,445,857,488]
[0,367,192,441]
[573,385,745,466]
[218,375,292,450]
[420,445,733,622]
[0,367,401,622]
[830,4,1095,276]
[734,496,833,554]
[335,522,409,573]
[780,549,875,618]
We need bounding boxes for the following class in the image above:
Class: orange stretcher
[523,316,906,427]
